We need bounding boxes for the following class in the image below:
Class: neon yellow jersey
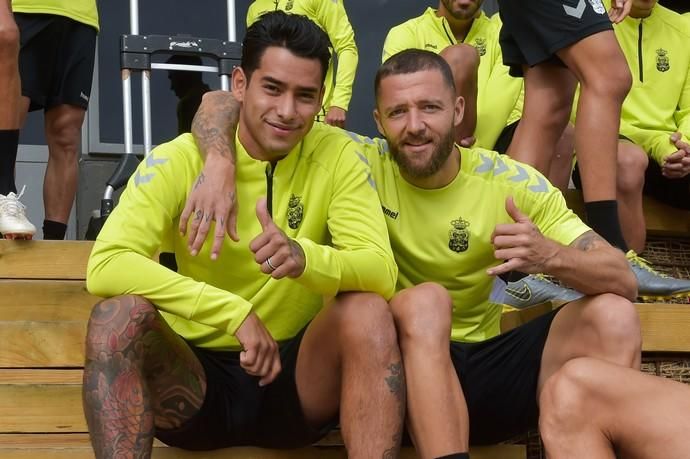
[247,0,358,114]
[87,126,397,351]
[12,0,98,31]
[382,8,523,149]
[612,4,690,165]
[346,130,589,342]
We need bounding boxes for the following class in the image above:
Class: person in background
[166,55,211,135]
[246,0,358,128]
[0,0,99,240]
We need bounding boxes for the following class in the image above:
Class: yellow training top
[247,0,358,115]
[382,8,523,149]
[613,3,690,164]
[346,129,589,342]
[88,126,397,350]
[12,0,99,31]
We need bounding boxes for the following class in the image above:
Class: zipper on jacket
[442,20,456,45]
[265,162,276,217]
[637,20,644,83]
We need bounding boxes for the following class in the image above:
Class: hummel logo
[505,282,532,301]
[382,205,399,220]
[80,92,89,102]
[425,43,438,50]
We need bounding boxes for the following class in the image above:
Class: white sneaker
[0,186,37,238]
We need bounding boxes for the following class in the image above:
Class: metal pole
[227,0,236,41]
[130,0,139,35]
[142,70,153,156]
[221,75,230,91]
[122,70,133,155]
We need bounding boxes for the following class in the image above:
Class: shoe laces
[626,250,669,278]
[0,185,28,218]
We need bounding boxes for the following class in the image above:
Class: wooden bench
[563,190,690,237]
[0,240,525,459]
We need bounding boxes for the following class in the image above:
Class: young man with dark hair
[83,12,403,458]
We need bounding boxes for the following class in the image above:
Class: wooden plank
[0,321,85,367]
[0,241,93,280]
[564,190,690,236]
[0,435,526,459]
[0,281,97,321]
[0,369,82,385]
[637,303,690,353]
[0,383,85,432]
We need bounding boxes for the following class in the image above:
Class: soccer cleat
[627,251,690,300]
[502,274,583,309]
[0,186,36,239]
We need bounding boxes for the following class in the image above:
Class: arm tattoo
[572,230,607,251]
[383,361,405,459]
[191,92,240,162]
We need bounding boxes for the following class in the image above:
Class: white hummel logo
[80,92,89,102]
[563,0,586,18]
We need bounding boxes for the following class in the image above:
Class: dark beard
[390,129,456,179]
[441,0,481,20]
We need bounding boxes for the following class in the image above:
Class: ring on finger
[266,256,277,271]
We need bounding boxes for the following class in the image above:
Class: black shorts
[15,13,97,112]
[494,119,520,154]
[497,0,612,76]
[451,307,561,444]
[155,328,338,450]
[573,157,690,210]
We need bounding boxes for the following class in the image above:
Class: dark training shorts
[15,13,97,112]
[497,0,613,76]
[155,328,339,450]
[451,307,562,444]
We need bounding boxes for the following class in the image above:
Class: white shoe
[0,186,37,238]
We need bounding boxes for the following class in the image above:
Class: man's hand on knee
[235,312,281,386]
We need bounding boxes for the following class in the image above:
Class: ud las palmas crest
[287,194,304,229]
[448,218,470,253]
[656,48,670,72]
[474,38,487,57]
[284,0,294,10]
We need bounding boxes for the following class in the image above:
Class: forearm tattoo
[572,230,607,251]
[191,92,240,162]
[383,361,405,459]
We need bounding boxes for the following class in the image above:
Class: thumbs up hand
[249,197,306,279]
[487,196,560,276]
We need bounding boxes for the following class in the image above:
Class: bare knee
[46,108,85,158]
[334,292,398,356]
[581,293,641,365]
[440,44,480,91]
[390,282,452,350]
[0,21,19,62]
[539,358,594,444]
[617,142,648,194]
[581,57,631,106]
[85,295,158,359]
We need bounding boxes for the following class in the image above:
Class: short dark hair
[375,49,456,100]
[241,10,332,84]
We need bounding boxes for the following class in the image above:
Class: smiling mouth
[266,120,298,133]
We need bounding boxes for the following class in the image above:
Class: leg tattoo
[383,361,405,459]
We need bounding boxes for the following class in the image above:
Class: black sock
[436,454,470,459]
[43,220,67,240]
[584,200,629,252]
[0,129,19,195]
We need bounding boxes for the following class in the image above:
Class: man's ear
[453,95,465,129]
[373,108,385,136]
[231,67,247,102]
